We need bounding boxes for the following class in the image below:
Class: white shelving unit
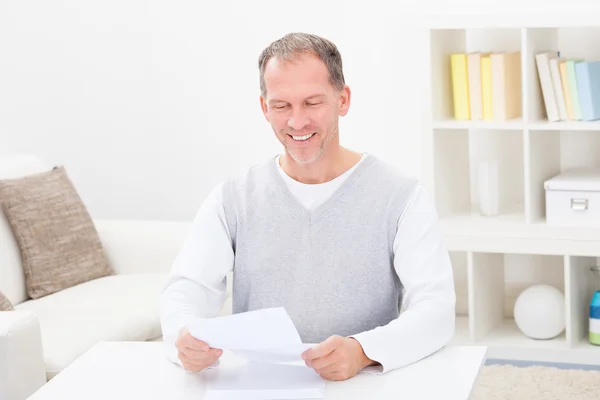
[423,16,600,365]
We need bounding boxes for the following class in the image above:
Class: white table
[28,341,487,400]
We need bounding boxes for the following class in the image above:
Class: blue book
[575,61,600,121]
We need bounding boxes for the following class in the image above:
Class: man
[160,32,455,381]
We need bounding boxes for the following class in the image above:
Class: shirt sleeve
[159,181,235,367]
[350,182,456,374]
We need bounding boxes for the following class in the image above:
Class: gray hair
[258,32,345,98]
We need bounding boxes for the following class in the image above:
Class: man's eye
[273,105,287,110]
[307,102,320,106]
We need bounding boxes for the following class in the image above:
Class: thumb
[303,335,341,360]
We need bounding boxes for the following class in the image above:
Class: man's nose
[287,109,310,131]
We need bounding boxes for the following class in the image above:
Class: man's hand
[301,335,376,381]
[175,328,223,372]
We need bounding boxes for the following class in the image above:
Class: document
[202,362,325,400]
[187,307,326,399]
[232,343,314,364]
[187,307,310,361]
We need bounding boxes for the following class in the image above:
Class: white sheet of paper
[189,307,325,399]
[187,307,303,351]
[232,343,315,364]
[202,362,326,400]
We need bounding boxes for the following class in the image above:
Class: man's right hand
[175,328,223,372]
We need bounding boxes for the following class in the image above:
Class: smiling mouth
[288,132,316,141]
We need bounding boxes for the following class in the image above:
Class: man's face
[260,53,350,165]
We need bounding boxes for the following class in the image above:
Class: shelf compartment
[526,129,600,224]
[429,27,522,122]
[434,128,525,221]
[468,252,566,347]
[524,26,600,123]
[564,256,600,348]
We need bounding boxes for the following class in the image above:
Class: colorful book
[450,53,470,120]
[559,61,575,120]
[481,55,493,120]
[567,60,585,120]
[574,61,600,121]
[467,53,487,120]
[549,58,568,121]
[491,52,522,121]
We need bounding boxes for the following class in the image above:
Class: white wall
[0,1,597,221]
[0,1,423,221]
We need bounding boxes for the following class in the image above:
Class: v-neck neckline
[269,154,376,224]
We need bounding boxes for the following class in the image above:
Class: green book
[567,60,585,120]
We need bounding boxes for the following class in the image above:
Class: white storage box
[544,167,600,227]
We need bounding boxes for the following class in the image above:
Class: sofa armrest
[0,311,46,400]
[94,219,192,275]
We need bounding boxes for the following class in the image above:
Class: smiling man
[160,32,456,381]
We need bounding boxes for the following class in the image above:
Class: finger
[178,353,209,373]
[312,346,349,369]
[178,349,223,368]
[208,348,223,360]
[176,329,209,350]
[179,334,210,351]
[314,361,341,376]
[307,351,337,369]
[178,352,205,367]
[302,335,342,360]
[181,346,218,360]
[183,347,223,362]
[319,370,350,381]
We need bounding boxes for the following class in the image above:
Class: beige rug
[472,364,600,399]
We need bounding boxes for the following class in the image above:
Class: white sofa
[0,155,232,400]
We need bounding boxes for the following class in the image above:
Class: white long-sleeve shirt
[160,154,456,374]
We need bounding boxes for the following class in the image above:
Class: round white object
[514,284,565,340]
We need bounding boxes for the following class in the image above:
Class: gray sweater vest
[221,155,418,343]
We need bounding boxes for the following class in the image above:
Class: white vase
[478,161,499,217]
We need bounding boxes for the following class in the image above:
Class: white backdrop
[0,0,597,221]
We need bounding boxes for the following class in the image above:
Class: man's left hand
[301,335,376,381]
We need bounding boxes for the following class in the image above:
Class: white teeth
[291,133,314,141]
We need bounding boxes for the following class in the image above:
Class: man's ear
[260,95,270,121]
[339,85,351,117]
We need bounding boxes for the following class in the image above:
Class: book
[574,61,600,121]
[450,53,470,120]
[535,52,560,121]
[549,58,568,121]
[559,60,575,120]
[467,53,486,120]
[491,52,522,121]
[481,55,493,120]
[566,60,585,120]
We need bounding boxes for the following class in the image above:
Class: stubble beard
[287,140,325,164]
[284,124,338,165]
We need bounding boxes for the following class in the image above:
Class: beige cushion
[0,166,114,299]
[0,155,48,306]
[0,290,13,311]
